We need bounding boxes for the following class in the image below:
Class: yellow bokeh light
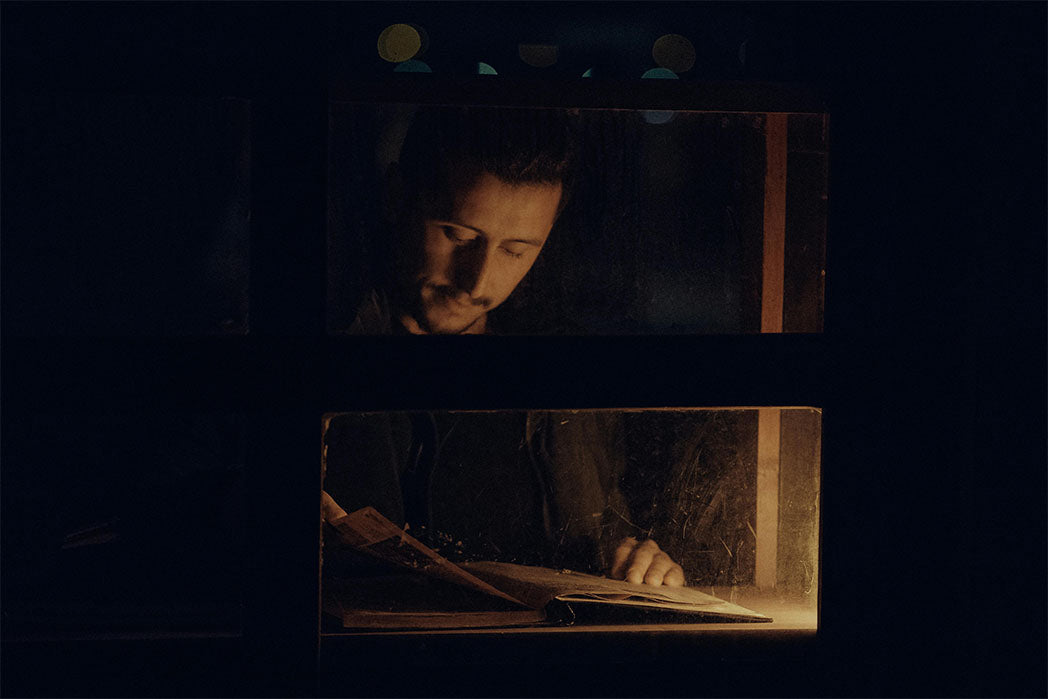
[409,23,430,57]
[518,43,558,68]
[653,34,696,73]
[378,24,422,63]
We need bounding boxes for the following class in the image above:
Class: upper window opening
[328,103,827,336]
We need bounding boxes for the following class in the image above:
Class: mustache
[428,282,492,309]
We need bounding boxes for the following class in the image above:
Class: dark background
[2,2,1045,697]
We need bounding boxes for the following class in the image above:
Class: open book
[323,507,771,630]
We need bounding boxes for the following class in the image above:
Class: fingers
[661,562,686,587]
[644,556,684,587]
[611,537,687,587]
[610,537,638,580]
[625,539,661,584]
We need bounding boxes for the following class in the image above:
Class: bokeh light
[652,34,696,73]
[642,110,676,125]
[581,68,593,78]
[518,44,558,68]
[642,67,678,80]
[409,23,430,57]
[641,67,678,125]
[377,24,421,63]
[393,59,432,73]
[476,62,498,75]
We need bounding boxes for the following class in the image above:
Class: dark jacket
[322,409,633,573]
[327,288,635,572]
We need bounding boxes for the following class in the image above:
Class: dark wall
[2,3,1045,697]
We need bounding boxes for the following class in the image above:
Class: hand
[610,537,685,587]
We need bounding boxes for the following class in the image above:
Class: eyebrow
[436,220,546,247]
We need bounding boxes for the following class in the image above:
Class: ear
[383,161,405,225]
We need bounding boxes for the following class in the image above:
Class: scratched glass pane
[328,103,827,336]
[320,408,820,631]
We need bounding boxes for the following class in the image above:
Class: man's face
[400,171,562,334]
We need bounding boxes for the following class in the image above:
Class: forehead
[446,172,562,241]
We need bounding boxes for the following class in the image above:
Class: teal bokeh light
[476,62,498,75]
[641,67,678,124]
[642,111,676,125]
[393,59,432,73]
[642,67,678,80]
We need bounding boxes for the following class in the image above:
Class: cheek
[419,231,455,277]
[493,258,538,299]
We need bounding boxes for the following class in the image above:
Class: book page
[329,508,770,626]
[462,561,771,622]
[329,507,527,607]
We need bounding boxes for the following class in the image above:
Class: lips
[415,281,489,334]
[428,283,483,312]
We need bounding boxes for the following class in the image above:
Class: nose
[453,242,496,303]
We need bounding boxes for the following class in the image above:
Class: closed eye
[442,225,478,244]
[500,246,526,259]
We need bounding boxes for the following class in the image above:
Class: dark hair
[397,105,577,219]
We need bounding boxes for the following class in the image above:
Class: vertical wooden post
[756,408,782,589]
[761,113,788,335]
[756,113,788,590]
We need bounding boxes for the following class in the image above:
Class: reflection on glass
[320,408,820,631]
[328,103,827,336]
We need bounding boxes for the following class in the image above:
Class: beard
[410,280,490,334]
